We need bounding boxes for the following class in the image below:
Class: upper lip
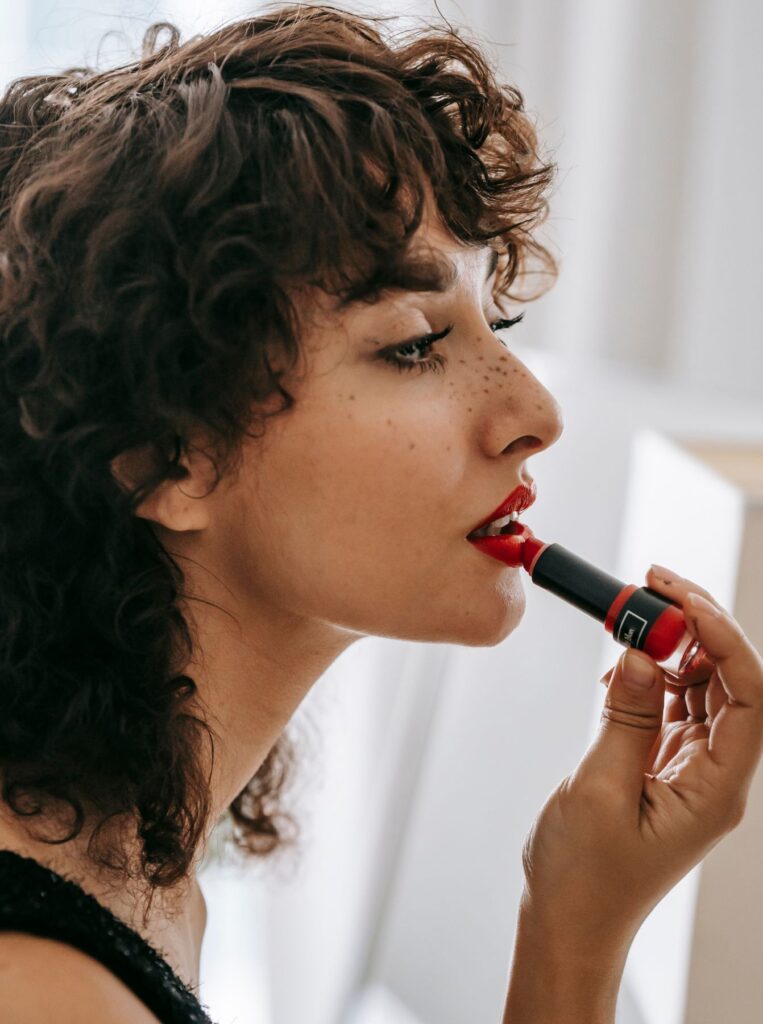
[467,479,537,537]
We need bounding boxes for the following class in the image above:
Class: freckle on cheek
[386,418,393,426]
[409,442,416,450]
[349,394,355,400]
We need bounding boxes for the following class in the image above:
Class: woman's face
[190,213,564,648]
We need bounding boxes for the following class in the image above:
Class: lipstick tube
[471,523,715,683]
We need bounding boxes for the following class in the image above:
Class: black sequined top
[0,850,216,1023]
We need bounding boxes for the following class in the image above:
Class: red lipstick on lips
[467,504,715,685]
[466,481,537,568]
[469,480,538,533]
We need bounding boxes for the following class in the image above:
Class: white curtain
[2,4,761,1023]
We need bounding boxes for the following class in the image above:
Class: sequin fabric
[0,850,216,1023]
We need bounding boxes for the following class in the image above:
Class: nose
[481,356,564,459]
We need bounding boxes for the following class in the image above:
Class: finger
[664,690,689,724]
[582,650,666,805]
[600,666,687,698]
[646,730,662,767]
[683,592,763,784]
[684,593,762,706]
[706,674,726,724]
[649,722,694,774]
[685,680,709,719]
[646,565,728,613]
[646,568,727,688]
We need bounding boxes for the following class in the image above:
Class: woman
[0,6,760,1022]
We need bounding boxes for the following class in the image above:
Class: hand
[520,565,763,957]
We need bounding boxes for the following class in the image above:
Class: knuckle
[601,702,662,731]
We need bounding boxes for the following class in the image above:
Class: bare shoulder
[0,932,162,1023]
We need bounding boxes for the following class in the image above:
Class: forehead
[339,240,496,310]
[291,201,502,339]
[297,240,497,339]
[348,202,497,300]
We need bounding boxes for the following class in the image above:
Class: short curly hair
[0,3,558,893]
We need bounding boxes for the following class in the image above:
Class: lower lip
[467,521,531,568]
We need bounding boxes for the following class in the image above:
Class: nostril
[501,436,544,456]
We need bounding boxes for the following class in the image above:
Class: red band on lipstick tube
[469,522,715,684]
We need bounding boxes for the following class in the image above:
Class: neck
[189,601,360,827]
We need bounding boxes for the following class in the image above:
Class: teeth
[472,509,521,538]
[485,511,520,535]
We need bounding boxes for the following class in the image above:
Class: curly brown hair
[0,3,558,894]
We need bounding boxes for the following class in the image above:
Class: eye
[380,324,453,374]
[490,313,525,337]
[381,313,525,374]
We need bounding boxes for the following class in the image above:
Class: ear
[110,439,214,533]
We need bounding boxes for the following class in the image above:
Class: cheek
[278,403,460,529]
[226,401,526,644]
[238,402,458,590]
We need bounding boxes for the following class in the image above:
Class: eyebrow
[337,245,500,310]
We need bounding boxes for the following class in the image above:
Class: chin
[460,604,525,647]
[418,579,527,647]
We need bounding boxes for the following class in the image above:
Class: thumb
[582,649,666,802]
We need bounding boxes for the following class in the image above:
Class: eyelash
[382,314,525,374]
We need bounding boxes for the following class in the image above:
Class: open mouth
[466,481,536,539]
[468,510,521,539]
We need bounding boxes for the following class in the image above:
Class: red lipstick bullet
[469,522,715,684]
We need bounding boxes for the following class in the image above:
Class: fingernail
[622,649,655,690]
[685,592,722,618]
[650,563,681,583]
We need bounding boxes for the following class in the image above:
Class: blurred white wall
[414,0,763,402]
[2,3,761,1023]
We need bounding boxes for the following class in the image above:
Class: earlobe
[109,440,212,532]
[133,479,210,532]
